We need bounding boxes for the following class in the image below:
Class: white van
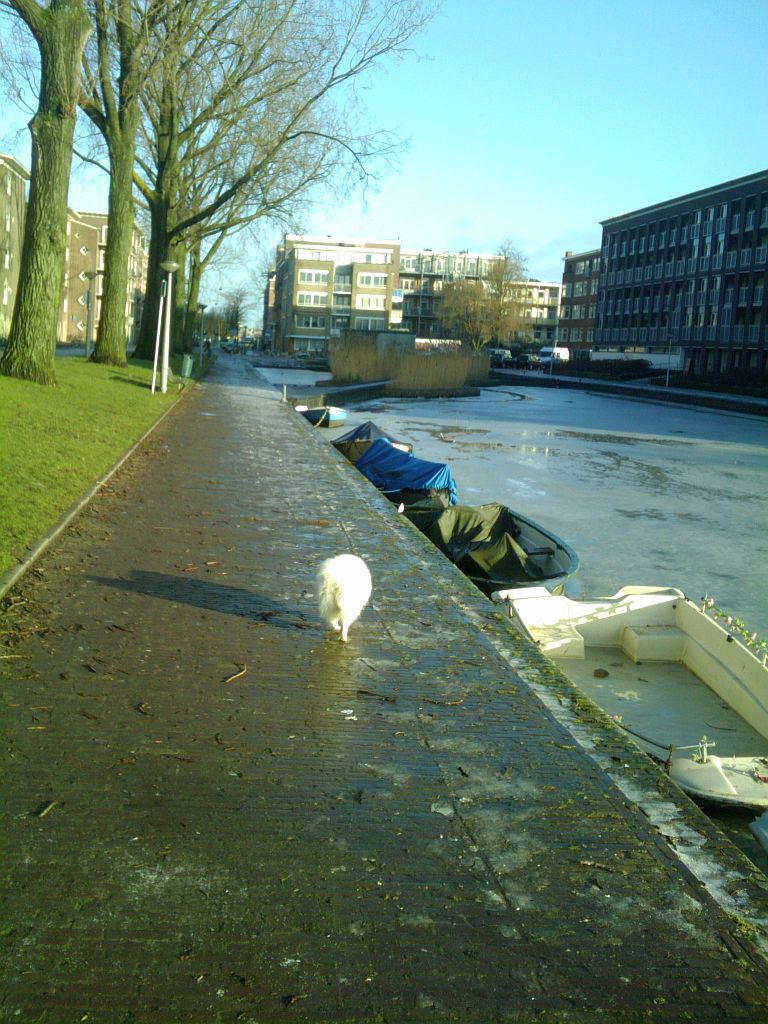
[538,346,569,366]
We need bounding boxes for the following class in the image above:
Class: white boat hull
[493,585,768,810]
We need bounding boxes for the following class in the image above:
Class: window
[295,314,327,329]
[297,291,327,307]
[356,295,386,310]
[357,272,387,288]
[354,316,385,330]
[298,269,328,284]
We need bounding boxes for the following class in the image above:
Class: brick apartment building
[559,249,600,353]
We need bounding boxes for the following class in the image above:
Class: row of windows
[563,280,598,297]
[298,269,328,284]
[562,305,597,321]
[400,255,493,276]
[601,287,766,318]
[567,259,600,277]
[358,273,387,288]
[296,292,387,310]
[596,323,764,345]
[601,246,768,285]
[296,248,391,265]
[603,197,768,258]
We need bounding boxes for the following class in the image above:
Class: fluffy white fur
[317,554,372,642]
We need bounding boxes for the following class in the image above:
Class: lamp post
[197,302,207,365]
[665,330,673,388]
[159,260,179,394]
[84,271,97,358]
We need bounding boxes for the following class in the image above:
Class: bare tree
[0,0,92,384]
[484,239,528,345]
[132,0,433,359]
[439,278,491,349]
[439,240,528,350]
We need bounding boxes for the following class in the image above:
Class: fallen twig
[224,664,247,684]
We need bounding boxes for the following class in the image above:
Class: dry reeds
[329,335,490,394]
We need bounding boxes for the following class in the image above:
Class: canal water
[260,365,768,867]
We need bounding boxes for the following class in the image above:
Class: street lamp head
[160,260,179,273]
[198,302,208,312]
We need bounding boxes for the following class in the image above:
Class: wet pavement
[3,355,768,1022]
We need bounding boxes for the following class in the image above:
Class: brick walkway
[2,355,768,1023]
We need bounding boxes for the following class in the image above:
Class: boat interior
[497,586,768,760]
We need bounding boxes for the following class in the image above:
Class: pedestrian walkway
[2,355,768,1023]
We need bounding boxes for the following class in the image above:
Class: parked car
[510,352,538,369]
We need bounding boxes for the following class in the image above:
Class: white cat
[317,554,372,642]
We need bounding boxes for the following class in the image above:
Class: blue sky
[301,0,768,281]
[2,0,767,294]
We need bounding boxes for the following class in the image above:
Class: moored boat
[354,437,459,507]
[493,585,768,809]
[405,502,579,595]
[332,420,413,463]
[296,405,348,428]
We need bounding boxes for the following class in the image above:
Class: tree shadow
[89,569,312,630]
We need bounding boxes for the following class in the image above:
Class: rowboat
[333,420,413,463]
[492,585,768,809]
[405,503,579,595]
[354,437,459,507]
[296,405,348,428]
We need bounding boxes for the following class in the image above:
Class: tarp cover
[404,503,547,589]
[355,438,458,505]
[332,421,411,465]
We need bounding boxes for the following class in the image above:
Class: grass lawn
[0,355,199,580]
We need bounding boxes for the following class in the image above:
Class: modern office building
[0,154,29,339]
[596,170,768,374]
[559,249,600,351]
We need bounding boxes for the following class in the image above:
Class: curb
[0,382,195,604]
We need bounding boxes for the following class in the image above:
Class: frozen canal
[268,368,768,637]
[260,364,768,866]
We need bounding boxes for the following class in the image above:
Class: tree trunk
[0,0,92,385]
[135,78,179,359]
[92,130,137,366]
[133,197,169,360]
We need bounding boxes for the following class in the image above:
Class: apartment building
[559,249,600,351]
[0,154,29,339]
[518,281,562,344]
[397,249,500,338]
[61,212,101,344]
[62,211,148,348]
[269,236,401,355]
[267,236,544,354]
[596,170,768,374]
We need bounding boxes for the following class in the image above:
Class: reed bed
[329,335,490,393]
